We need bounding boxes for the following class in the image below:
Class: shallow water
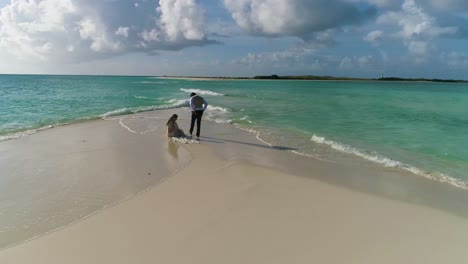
[1,75,468,188]
[0,114,190,249]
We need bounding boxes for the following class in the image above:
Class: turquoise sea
[1,74,468,189]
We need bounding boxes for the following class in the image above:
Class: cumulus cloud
[339,55,374,70]
[364,30,383,43]
[233,44,318,68]
[223,0,374,41]
[381,0,457,39]
[157,0,205,41]
[0,0,77,60]
[0,0,213,62]
[370,0,457,58]
[78,17,121,52]
[115,27,129,38]
[443,51,468,67]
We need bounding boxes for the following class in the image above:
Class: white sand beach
[1,109,468,263]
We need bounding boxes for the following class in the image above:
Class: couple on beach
[166,92,208,140]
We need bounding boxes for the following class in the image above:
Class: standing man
[189,92,208,139]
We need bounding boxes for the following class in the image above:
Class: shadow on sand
[199,136,297,151]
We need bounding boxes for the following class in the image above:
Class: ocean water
[1,74,468,189]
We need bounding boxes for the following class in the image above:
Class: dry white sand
[1,111,468,263]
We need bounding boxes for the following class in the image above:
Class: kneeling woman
[166,114,186,138]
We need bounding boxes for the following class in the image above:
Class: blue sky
[0,0,467,79]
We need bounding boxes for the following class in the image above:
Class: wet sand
[1,109,468,263]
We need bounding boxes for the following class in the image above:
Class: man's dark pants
[190,110,204,137]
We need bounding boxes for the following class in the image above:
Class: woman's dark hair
[166,114,178,125]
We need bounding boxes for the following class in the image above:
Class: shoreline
[3,107,467,194]
[1,112,468,262]
[0,114,192,250]
[2,108,468,204]
[2,109,468,215]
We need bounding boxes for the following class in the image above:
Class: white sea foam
[234,125,260,135]
[118,119,138,134]
[100,99,189,119]
[228,125,468,189]
[207,105,229,113]
[204,105,232,124]
[290,150,332,162]
[171,137,200,144]
[99,108,135,118]
[234,125,273,147]
[180,88,225,96]
[239,115,253,124]
[0,132,30,141]
[133,81,166,84]
[2,100,188,141]
[310,134,468,190]
[0,133,24,141]
[168,99,190,106]
[134,96,150,99]
[0,125,56,142]
[232,125,333,163]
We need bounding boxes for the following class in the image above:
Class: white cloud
[357,55,373,66]
[407,40,428,58]
[364,30,383,43]
[443,51,468,67]
[223,0,369,40]
[157,0,205,41]
[340,55,374,70]
[140,29,160,42]
[0,0,465,78]
[0,0,212,62]
[231,44,328,75]
[339,57,353,70]
[115,27,129,38]
[78,17,121,52]
[16,0,76,33]
[372,0,457,58]
[234,45,316,66]
[0,0,77,60]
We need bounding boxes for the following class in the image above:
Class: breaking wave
[180,88,225,96]
[99,99,188,118]
[204,105,232,124]
[310,134,468,190]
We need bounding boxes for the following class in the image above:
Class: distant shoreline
[157,75,468,83]
[1,74,466,83]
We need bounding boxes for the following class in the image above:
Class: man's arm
[189,97,195,111]
[203,98,208,110]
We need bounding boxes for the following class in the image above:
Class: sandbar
[1,109,468,263]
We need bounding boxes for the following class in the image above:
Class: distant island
[159,75,468,83]
[253,75,468,82]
